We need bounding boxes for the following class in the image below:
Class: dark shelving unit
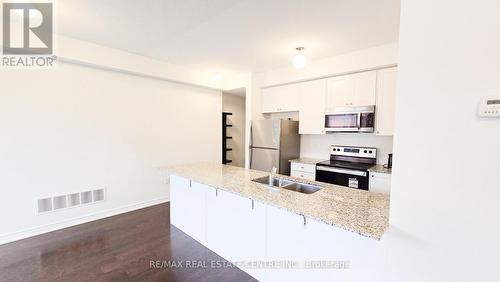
[222,112,233,164]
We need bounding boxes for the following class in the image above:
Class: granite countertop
[368,164,392,174]
[165,163,390,240]
[289,158,324,165]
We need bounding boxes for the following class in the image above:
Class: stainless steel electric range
[316,145,377,190]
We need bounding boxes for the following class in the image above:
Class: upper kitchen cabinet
[298,79,327,134]
[326,71,377,111]
[375,67,397,135]
[261,83,300,113]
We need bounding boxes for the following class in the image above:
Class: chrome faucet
[270,166,285,188]
[270,166,278,186]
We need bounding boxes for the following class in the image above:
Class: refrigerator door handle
[249,123,253,168]
[250,149,253,168]
[249,121,253,147]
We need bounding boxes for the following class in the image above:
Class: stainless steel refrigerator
[249,120,300,175]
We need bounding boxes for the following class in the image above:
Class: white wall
[0,61,222,244]
[223,93,246,167]
[383,0,500,281]
[0,27,249,91]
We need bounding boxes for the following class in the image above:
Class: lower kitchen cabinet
[369,172,392,194]
[170,175,386,282]
[290,162,316,180]
[266,206,309,281]
[169,175,190,233]
[305,218,385,282]
[170,176,207,245]
[206,188,267,281]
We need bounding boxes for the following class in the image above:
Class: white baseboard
[0,197,170,245]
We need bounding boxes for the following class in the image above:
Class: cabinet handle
[303,216,307,227]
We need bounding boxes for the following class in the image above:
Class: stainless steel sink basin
[280,182,322,194]
[252,176,322,194]
[252,176,293,187]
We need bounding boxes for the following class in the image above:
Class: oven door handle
[316,166,367,177]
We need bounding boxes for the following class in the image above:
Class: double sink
[252,176,322,194]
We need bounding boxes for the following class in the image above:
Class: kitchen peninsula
[166,163,390,281]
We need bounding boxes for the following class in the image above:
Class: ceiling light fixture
[213,73,222,81]
[292,47,307,69]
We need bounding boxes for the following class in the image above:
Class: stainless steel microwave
[324,105,375,132]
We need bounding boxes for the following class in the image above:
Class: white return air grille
[37,188,106,214]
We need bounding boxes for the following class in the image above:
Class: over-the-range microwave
[324,105,375,133]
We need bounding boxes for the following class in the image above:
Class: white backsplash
[300,133,394,165]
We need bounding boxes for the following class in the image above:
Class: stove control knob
[369,150,373,154]
[364,150,368,153]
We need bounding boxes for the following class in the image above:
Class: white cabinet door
[369,172,392,194]
[279,83,300,112]
[352,71,377,106]
[206,189,267,281]
[326,71,377,111]
[262,87,280,113]
[170,177,207,245]
[375,67,397,136]
[305,218,385,282]
[326,76,354,110]
[169,175,190,232]
[290,162,316,174]
[299,79,327,134]
[266,205,308,282]
[206,188,225,255]
[185,182,208,245]
[290,170,315,181]
[261,84,300,113]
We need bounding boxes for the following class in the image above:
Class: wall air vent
[37,188,106,214]
[68,193,81,207]
[53,195,67,210]
[93,189,105,202]
[81,191,93,204]
[37,198,53,213]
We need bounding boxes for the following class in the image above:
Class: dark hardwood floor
[0,203,257,282]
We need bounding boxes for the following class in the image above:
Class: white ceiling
[56,0,400,73]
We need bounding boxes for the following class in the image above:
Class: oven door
[316,166,369,190]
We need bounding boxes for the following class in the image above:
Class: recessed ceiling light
[292,47,307,69]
